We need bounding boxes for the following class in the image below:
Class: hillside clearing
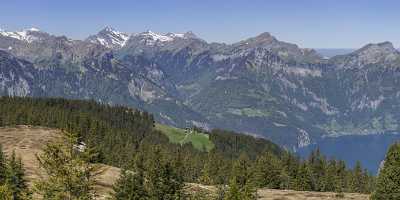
[155,123,214,151]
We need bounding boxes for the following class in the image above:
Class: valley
[2,1,400,199]
[1,27,400,160]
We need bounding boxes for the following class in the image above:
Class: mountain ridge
[1,27,400,159]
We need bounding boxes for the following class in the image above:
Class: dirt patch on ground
[257,189,369,200]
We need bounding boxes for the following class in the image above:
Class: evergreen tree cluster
[33,131,101,199]
[0,146,29,199]
[0,96,376,199]
[198,149,374,200]
[372,142,400,200]
[113,146,185,200]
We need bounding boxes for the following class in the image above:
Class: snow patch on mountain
[135,30,191,45]
[0,28,40,43]
[87,27,130,48]
[88,27,129,48]
[139,30,184,42]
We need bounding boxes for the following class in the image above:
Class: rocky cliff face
[1,27,400,150]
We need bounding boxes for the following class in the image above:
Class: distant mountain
[315,48,355,58]
[1,27,400,171]
[86,26,130,49]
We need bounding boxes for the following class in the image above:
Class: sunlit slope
[155,123,214,152]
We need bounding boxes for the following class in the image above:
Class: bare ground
[0,125,120,199]
[257,189,369,200]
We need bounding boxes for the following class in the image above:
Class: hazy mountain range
[1,27,400,171]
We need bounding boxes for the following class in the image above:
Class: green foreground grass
[155,123,214,152]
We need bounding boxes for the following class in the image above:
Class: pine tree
[321,160,336,192]
[334,160,347,193]
[34,131,101,199]
[0,145,7,184]
[371,143,400,200]
[112,170,147,200]
[349,161,364,193]
[280,152,299,190]
[146,148,184,200]
[199,151,224,185]
[113,147,185,200]
[231,153,252,188]
[308,149,326,191]
[0,183,13,200]
[252,152,282,189]
[113,152,148,200]
[225,153,256,200]
[6,151,28,200]
[295,163,312,191]
[224,178,241,200]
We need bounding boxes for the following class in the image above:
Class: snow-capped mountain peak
[86,26,130,49]
[27,27,40,32]
[140,30,178,42]
[0,27,41,43]
[134,30,196,46]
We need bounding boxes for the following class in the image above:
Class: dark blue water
[297,134,400,174]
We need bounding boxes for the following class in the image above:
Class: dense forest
[0,96,377,199]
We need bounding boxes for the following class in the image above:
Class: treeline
[0,96,375,199]
[0,96,281,180]
[114,147,375,199]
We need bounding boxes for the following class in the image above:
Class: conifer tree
[308,149,326,191]
[225,153,256,200]
[199,152,223,185]
[113,147,185,200]
[0,183,13,200]
[146,148,184,200]
[113,152,148,200]
[349,161,364,193]
[6,151,28,200]
[321,160,336,192]
[295,163,312,191]
[371,143,400,200]
[34,131,101,199]
[334,160,347,193]
[280,152,299,190]
[252,152,282,189]
[112,170,147,200]
[0,145,7,184]
[224,178,241,200]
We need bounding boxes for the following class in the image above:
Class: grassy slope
[155,123,214,152]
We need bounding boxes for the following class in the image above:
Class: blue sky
[1,0,399,48]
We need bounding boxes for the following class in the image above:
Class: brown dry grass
[187,183,370,200]
[257,189,370,200]
[0,125,120,199]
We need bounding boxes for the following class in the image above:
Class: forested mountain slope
[0,97,374,199]
[1,28,400,171]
